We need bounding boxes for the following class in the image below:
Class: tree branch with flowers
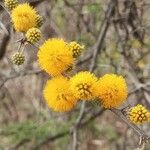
[0,0,150,149]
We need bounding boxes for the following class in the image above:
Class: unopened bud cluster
[36,15,44,28]
[26,27,41,44]
[4,0,18,11]
[128,104,150,124]
[12,52,25,65]
[69,41,84,58]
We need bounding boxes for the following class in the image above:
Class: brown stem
[110,108,150,145]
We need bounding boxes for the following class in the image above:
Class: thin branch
[110,108,150,145]
[0,70,43,89]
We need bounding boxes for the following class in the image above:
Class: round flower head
[11,3,37,32]
[129,104,150,124]
[36,15,44,28]
[11,52,25,65]
[37,38,74,76]
[26,27,41,44]
[4,0,18,11]
[70,71,98,100]
[69,41,84,58]
[43,77,77,112]
[97,74,128,108]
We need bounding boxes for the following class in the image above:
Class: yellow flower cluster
[37,38,128,112]
[6,2,42,41]
[6,1,129,112]
[6,2,43,66]
[129,104,150,124]
[41,67,128,112]
[4,1,149,129]
[7,2,142,114]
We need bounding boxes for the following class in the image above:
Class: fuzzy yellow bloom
[26,27,41,44]
[11,3,37,32]
[70,71,98,100]
[69,41,84,58]
[129,104,150,124]
[96,74,128,108]
[4,0,18,10]
[37,38,74,76]
[43,77,77,112]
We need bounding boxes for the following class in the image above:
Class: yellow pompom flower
[37,38,74,76]
[97,74,128,108]
[4,0,18,11]
[69,41,84,58]
[11,3,37,32]
[129,104,150,124]
[43,77,77,112]
[26,27,41,44]
[70,71,98,100]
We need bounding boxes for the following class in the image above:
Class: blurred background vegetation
[0,0,150,149]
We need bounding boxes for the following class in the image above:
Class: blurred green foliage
[0,119,71,149]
